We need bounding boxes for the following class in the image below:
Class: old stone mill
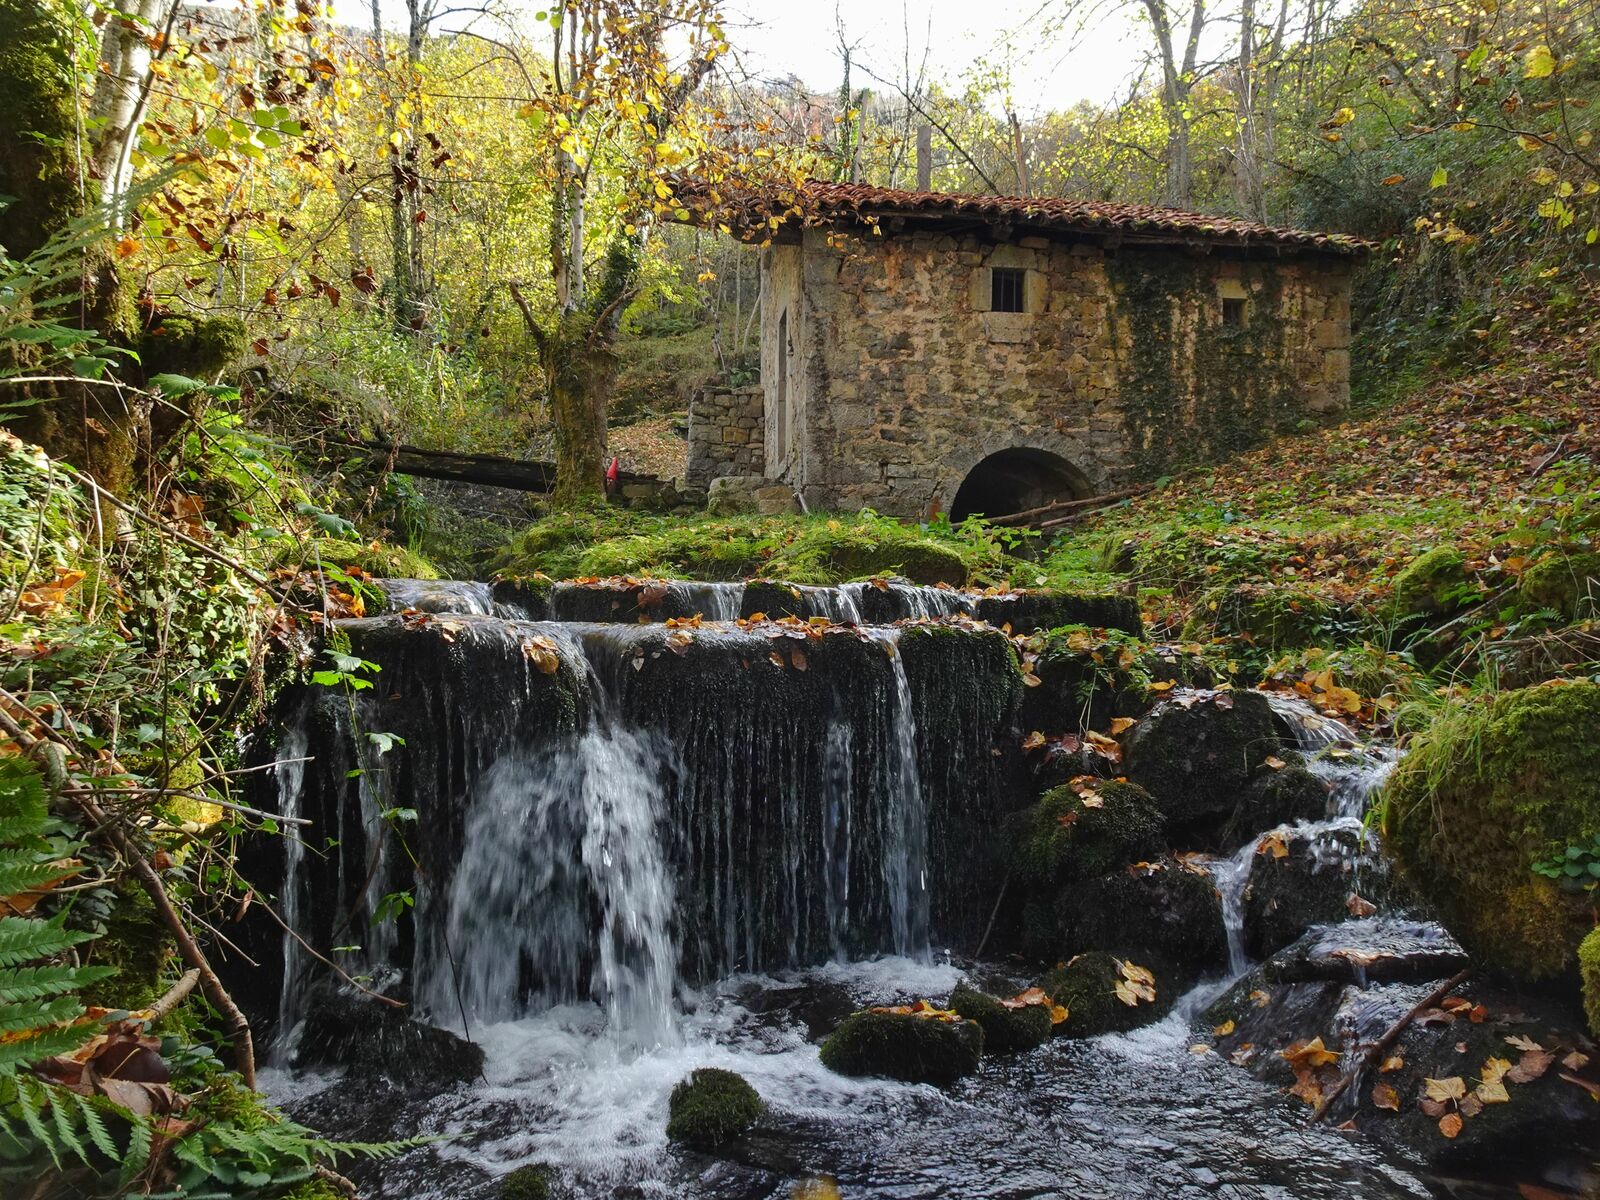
[689,182,1365,519]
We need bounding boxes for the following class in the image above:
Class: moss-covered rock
[1520,552,1600,621]
[1024,858,1227,983]
[1382,681,1600,981]
[1580,926,1600,1038]
[1239,825,1409,960]
[284,536,442,580]
[1220,759,1330,846]
[1122,690,1288,834]
[1039,951,1170,1036]
[137,313,248,379]
[665,1068,765,1148]
[1009,780,1165,887]
[500,1164,555,1200]
[947,983,1052,1054]
[973,592,1142,636]
[1384,545,1470,619]
[818,1011,984,1084]
[1187,582,1339,648]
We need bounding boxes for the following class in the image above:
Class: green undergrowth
[494,505,1101,588]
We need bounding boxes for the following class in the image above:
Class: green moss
[0,0,78,260]
[947,983,1053,1053]
[80,884,177,1015]
[1520,552,1600,620]
[500,1163,555,1200]
[819,1011,984,1084]
[1105,254,1299,478]
[283,537,442,580]
[1010,781,1165,887]
[138,314,249,379]
[279,1183,347,1200]
[1384,545,1469,619]
[1382,681,1600,980]
[665,1068,764,1148]
[1039,951,1169,1037]
[1189,582,1339,647]
[1580,926,1600,1038]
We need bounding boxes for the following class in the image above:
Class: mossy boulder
[1240,825,1408,960]
[1382,681,1600,981]
[285,537,442,581]
[1220,759,1330,846]
[793,535,968,587]
[1023,858,1227,983]
[973,592,1142,636]
[138,313,248,379]
[1040,951,1170,1036]
[500,1164,555,1200]
[1519,552,1600,621]
[1581,926,1600,1037]
[1009,780,1165,887]
[1384,545,1470,619]
[1122,690,1288,834]
[946,983,1052,1054]
[1187,582,1338,648]
[491,575,555,619]
[293,984,485,1087]
[665,1068,765,1148]
[819,1011,983,1084]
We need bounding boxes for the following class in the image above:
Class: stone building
[689,183,1368,520]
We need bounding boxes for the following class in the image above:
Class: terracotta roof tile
[802,181,1371,254]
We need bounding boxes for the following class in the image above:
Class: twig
[1530,434,1570,478]
[1308,967,1472,1124]
[989,485,1154,528]
[145,969,201,1022]
[0,689,259,1087]
[251,887,407,1009]
[973,867,1011,960]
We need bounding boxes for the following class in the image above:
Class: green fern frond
[0,1024,97,1075]
[0,763,46,846]
[0,963,115,1004]
[0,857,77,901]
[0,914,96,968]
[0,995,82,1035]
[117,1115,153,1191]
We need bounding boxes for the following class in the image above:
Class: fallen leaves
[1345,892,1378,918]
[1113,959,1156,1007]
[1257,831,1290,859]
[866,1000,960,1022]
[1372,1083,1401,1111]
[1002,987,1069,1025]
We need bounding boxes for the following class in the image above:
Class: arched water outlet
[948,446,1093,522]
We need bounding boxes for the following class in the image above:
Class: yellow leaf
[1424,1076,1467,1103]
[1381,1055,1404,1073]
[1281,1037,1340,1069]
[1109,717,1137,735]
[1214,1019,1236,1037]
[1518,135,1547,152]
[1524,44,1556,79]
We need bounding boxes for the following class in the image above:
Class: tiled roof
[801,181,1371,255]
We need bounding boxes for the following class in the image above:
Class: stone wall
[686,384,765,487]
[756,226,1354,518]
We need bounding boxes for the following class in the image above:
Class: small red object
[605,456,620,485]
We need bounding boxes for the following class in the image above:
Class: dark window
[991,267,1026,313]
[1221,297,1247,328]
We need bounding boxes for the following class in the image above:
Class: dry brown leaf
[1371,1083,1401,1111]
[1258,832,1290,859]
[1505,1034,1543,1052]
[1560,1073,1600,1101]
[1345,892,1377,918]
[1109,717,1137,735]
[1282,1038,1340,1069]
[1380,1055,1404,1073]
[1439,1112,1463,1139]
[1506,1050,1554,1084]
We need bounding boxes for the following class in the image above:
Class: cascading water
[1211,693,1401,980]
[256,604,1444,1200]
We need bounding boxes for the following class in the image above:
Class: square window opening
[1221,297,1247,329]
[991,267,1026,313]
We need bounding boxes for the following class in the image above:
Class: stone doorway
[948,448,1092,522]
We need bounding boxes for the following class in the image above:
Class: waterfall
[1212,693,1401,979]
[259,609,1014,1047]
[271,723,310,1049]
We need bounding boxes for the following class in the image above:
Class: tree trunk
[545,316,612,504]
[90,0,171,232]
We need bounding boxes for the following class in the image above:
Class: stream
[253,581,1475,1199]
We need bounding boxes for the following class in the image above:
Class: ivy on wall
[1105,251,1303,477]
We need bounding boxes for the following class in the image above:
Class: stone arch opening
[948,448,1093,522]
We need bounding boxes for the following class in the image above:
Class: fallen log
[332,440,660,493]
[990,484,1154,528]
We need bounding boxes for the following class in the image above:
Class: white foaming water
[418,957,950,1194]
[663,580,744,621]
[1209,693,1402,981]
[419,730,679,1052]
[271,724,310,1051]
[379,578,498,616]
[877,633,931,960]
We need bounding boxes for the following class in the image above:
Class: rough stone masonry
[688,183,1368,520]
